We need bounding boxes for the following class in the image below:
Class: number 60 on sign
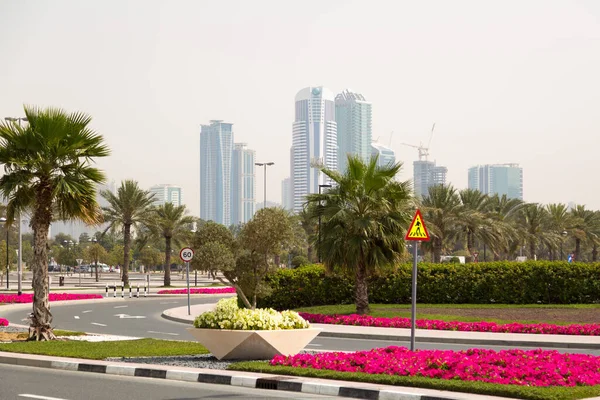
[180,247,194,262]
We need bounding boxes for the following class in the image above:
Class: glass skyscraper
[149,184,183,207]
[335,89,372,172]
[370,142,396,167]
[413,161,448,198]
[231,143,255,225]
[200,120,233,225]
[468,164,523,200]
[291,86,337,213]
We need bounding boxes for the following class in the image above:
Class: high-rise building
[281,177,292,211]
[200,120,234,225]
[370,143,396,167]
[413,161,448,198]
[335,89,372,172]
[291,86,337,213]
[468,164,523,200]
[149,184,183,207]
[231,143,255,225]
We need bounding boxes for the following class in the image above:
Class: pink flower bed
[0,293,102,304]
[272,346,600,387]
[157,287,236,295]
[0,318,8,327]
[299,313,600,336]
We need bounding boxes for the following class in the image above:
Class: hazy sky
[2,0,599,216]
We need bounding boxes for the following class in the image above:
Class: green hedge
[258,262,600,309]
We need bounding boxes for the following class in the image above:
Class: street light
[561,230,568,260]
[0,217,7,289]
[255,162,274,210]
[318,184,332,263]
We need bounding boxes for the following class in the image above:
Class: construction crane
[400,123,436,161]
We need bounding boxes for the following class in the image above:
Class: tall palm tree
[421,185,462,263]
[545,203,573,260]
[101,180,154,286]
[0,106,109,340]
[457,189,499,259]
[570,205,600,261]
[307,155,412,314]
[483,194,523,260]
[517,203,554,260]
[150,202,195,286]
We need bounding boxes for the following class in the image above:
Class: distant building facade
[281,177,293,211]
[291,86,337,212]
[468,164,523,200]
[199,120,234,226]
[370,143,396,167]
[414,161,448,198]
[149,184,183,207]
[335,89,372,172]
[231,143,255,225]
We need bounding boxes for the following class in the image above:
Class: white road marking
[306,344,322,347]
[81,310,92,314]
[74,316,80,319]
[90,322,107,327]
[147,331,180,336]
[113,305,128,309]
[159,301,179,305]
[114,314,146,319]
[19,394,69,400]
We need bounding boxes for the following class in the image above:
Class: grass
[295,304,600,326]
[229,361,600,400]
[0,338,209,360]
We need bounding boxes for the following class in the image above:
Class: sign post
[405,209,430,351]
[179,247,194,315]
[76,258,84,286]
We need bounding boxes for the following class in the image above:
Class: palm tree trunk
[274,254,280,266]
[164,236,171,286]
[30,189,56,341]
[354,263,370,314]
[307,245,313,262]
[433,238,442,263]
[95,259,99,282]
[122,224,131,286]
[575,238,581,262]
[592,244,598,262]
[529,241,536,261]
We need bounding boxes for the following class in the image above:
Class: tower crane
[400,123,436,161]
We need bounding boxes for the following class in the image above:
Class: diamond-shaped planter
[186,328,321,360]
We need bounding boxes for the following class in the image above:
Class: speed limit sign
[179,247,194,262]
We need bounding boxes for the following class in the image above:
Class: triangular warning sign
[405,209,430,241]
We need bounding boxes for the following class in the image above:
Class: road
[3,296,599,355]
[0,364,333,400]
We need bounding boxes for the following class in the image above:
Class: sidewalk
[162,304,600,350]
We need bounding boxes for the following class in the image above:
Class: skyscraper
[370,142,396,167]
[335,89,372,172]
[149,184,183,207]
[413,161,448,198]
[231,143,255,225]
[281,177,292,211]
[468,164,523,200]
[200,120,233,225]
[291,86,337,213]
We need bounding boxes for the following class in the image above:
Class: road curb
[0,351,506,400]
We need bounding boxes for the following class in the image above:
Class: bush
[194,297,310,330]
[258,261,600,309]
[291,255,310,269]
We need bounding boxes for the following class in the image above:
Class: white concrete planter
[186,327,321,360]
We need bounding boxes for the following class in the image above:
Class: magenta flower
[299,313,600,336]
[157,287,236,295]
[0,318,8,327]
[271,346,600,387]
[0,293,102,304]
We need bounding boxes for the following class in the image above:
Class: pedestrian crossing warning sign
[405,209,430,241]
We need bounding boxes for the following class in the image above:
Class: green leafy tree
[79,232,90,244]
[109,244,129,269]
[0,106,109,340]
[139,246,162,272]
[101,180,154,286]
[21,241,33,269]
[56,247,77,267]
[307,155,412,314]
[84,243,108,282]
[149,203,194,286]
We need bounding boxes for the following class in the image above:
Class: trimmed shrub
[258,261,600,309]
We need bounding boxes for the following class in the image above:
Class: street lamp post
[255,162,274,210]
[561,230,568,260]
[318,184,332,263]
[0,217,8,289]
[5,117,28,295]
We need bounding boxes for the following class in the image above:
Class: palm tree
[421,185,462,263]
[545,203,573,260]
[457,189,498,260]
[307,155,412,314]
[483,194,523,260]
[150,202,195,286]
[517,203,554,260]
[0,106,109,340]
[570,205,600,261]
[101,180,154,286]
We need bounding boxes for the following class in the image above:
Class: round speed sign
[179,247,194,262]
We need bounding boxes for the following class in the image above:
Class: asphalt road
[2,296,599,355]
[0,364,333,400]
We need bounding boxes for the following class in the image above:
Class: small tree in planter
[192,208,293,309]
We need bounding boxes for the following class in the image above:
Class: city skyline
[2,1,600,215]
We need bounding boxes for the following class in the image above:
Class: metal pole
[17,214,22,295]
[318,186,322,263]
[263,165,267,210]
[195,270,197,286]
[6,226,9,290]
[410,241,418,351]
[186,261,191,315]
[483,243,486,262]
